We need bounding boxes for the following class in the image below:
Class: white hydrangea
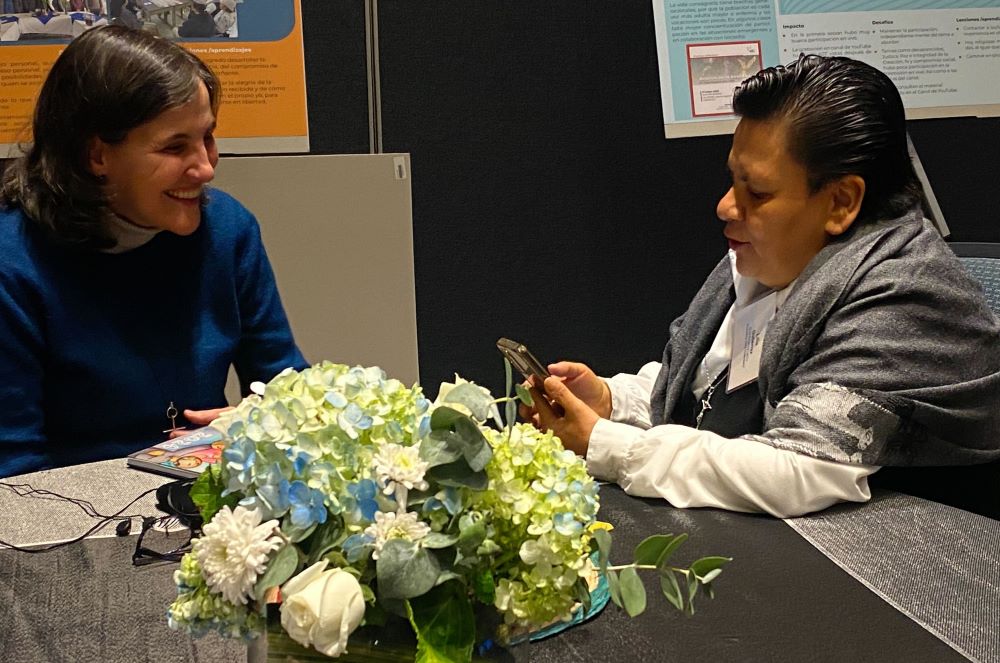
[194,505,282,605]
[363,511,430,560]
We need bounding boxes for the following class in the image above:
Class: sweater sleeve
[0,268,48,477]
[230,206,308,394]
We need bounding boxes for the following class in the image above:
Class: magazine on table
[126,427,225,479]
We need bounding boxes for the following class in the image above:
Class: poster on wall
[0,0,308,154]
[652,0,1000,138]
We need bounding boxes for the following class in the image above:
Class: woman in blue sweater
[0,26,307,477]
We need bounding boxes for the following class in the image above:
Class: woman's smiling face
[716,118,851,289]
[89,81,218,236]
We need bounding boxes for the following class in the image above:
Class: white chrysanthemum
[372,442,429,497]
[363,510,430,560]
[194,505,282,605]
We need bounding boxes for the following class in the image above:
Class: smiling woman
[0,26,307,477]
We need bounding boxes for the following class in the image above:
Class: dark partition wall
[362,1,1000,391]
[376,1,730,392]
[300,0,370,154]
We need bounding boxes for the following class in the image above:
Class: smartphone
[497,337,550,386]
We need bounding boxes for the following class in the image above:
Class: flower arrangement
[167,361,729,661]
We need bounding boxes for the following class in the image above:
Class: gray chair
[872,241,1000,520]
[949,242,1000,315]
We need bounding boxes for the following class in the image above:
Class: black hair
[0,26,220,249]
[732,54,921,223]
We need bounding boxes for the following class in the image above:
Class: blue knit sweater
[0,189,307,477]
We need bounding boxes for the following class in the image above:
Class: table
[1,460,997,662]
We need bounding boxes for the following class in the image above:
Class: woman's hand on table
[168,406,234,438]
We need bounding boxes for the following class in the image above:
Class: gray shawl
[650,208,1000,467]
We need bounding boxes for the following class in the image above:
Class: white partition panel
[212,154,418,396]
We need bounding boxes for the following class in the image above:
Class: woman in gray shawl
[524,55,1000,518]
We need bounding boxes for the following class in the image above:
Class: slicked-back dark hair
[732,54,921,224]
[1,26,220,249]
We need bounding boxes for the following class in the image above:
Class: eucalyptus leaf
[377,539,441,600]
[253,544,298,603]
[306,516,344,564]
[429,406,465,431]
[573,576,593,614]
[606,569,623,608]
[457,520,486,552]
[420,431,464,467]
[594,528,611,575]
[504,358,516,430]
[686,570,698,615]
[406,581,475,663]
[655,532,688,568]
[441,383,493,422]
[427,460,488,490]
[281,518,318,544]
[421,532,460,549]
[700,568,723,585]
[514,383,534,407]
[618,567,647,617]
[659,570,684,611]
[690,556,731,581]
[633,534,677,566]
[453,417,492,471]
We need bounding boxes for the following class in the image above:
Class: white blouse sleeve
[590,369,878,518]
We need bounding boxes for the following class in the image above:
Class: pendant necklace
[695,365,729,430]
[163,401,182,434]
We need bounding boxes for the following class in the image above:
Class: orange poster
[0,0,308,154]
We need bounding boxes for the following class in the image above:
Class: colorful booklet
[126,427,225,479]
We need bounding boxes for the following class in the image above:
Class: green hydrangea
[474,423,599,632]
[167,552,264,639]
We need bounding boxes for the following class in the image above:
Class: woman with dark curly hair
[0,26,306,477]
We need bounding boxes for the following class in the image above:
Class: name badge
[727,292,776,392]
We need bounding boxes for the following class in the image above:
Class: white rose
[280,561,366,658]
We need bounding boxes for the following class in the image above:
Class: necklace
[163,401,182,434]
[695,366,729,430]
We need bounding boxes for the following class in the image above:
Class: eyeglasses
[131,515,198,567]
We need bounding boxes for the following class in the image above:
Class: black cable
[0,484,160,553]
[0,482,135,521]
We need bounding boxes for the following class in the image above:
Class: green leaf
[452,416,492,472]
[441,383,493,422]
[429,406,466,431]
[306,515,344,565]
[456,519,486,553]
[572,576,593,614]
[420,431,464,467]
[654,533,688,568]
[606,569,623,608]
[633,534,677,566]
[690,556,731,581]
[504,359,515,430]
[188,465,239,523]
[472,569,496,605]
[514,383,534,407]
[685,570,698,616]
[427,460,488,490]
[619,567,647,617]
[659,570,684,611]
[253,543,298,603]
[406,581,475,663]
[594,528,611,575]
[421,532,460,549]
[281,517,318,544]
[700,569,723,584]
[377,539,441,600]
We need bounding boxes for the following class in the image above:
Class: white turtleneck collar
[100,214,162,254]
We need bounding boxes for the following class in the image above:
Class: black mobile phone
[497,338,550,386]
